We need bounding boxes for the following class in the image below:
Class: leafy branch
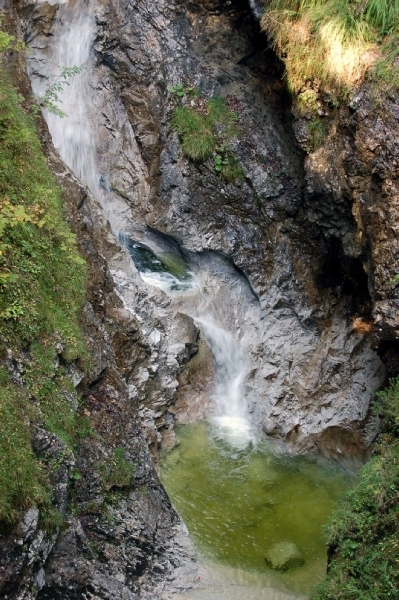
[34,65,85,118]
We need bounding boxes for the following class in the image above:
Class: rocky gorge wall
[1,0,398,596]
[17,0,386,458]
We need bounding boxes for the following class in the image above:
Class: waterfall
[30,0,115,224]
[29,0,256,450]
[126,247,256,450]
[195,315,255,449]
[46,2,96,183]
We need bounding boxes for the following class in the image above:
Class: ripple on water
[160,422,353,596]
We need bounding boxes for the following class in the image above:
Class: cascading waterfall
[124,239,256,449]
[194,315,254,448]
[31,0,256,450]
[29,0,115,224]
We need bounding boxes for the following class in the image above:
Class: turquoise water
[160,422,353,595]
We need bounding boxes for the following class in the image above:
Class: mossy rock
[264,542,305,572]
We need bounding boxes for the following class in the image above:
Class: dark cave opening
[317,236,372,318]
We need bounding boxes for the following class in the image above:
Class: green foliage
[214,145,244,182]
[170,83,194,97]
[35,65,85,117]
[374,376,399,435]
[173,106,215,161]
[312,378,399,599]
[372,33,399,93]
[0,67,87,349]
[0,31,89,525]
[99,447,135,491]
[0,30,13,52]
[0,380,50,523]
[171,87,243,181]
[262,0,399,96]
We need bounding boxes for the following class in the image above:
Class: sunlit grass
[262,0,399,95]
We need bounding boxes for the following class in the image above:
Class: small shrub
[99,447,135,491]
[171,89,243,181]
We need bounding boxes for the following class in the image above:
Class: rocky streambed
[1,0,399,596]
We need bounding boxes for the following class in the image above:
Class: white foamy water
[140,271,200,294]
[194,315,256,449]
[135,254,256,449]
[30,0,116,223]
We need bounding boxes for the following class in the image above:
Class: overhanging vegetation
[0,30,88,525]
[312,378,399,599]
[262,0,399,97]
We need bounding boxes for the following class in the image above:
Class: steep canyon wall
[1,0,398,596]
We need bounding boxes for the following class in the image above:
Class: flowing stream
[124,237,258,449]
[126,240,352,597]
[28,1,353,597]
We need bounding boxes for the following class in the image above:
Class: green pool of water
[160,422,353,595]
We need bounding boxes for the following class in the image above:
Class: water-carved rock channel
[126,238,352,598]
[15,0,388,596]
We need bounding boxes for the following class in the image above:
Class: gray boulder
[264,542,305,572]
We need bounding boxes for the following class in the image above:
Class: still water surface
[160,422,352,596]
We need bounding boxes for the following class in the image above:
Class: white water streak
[141,269,255,449]
[48,4,95,179]
[36,1,114,222]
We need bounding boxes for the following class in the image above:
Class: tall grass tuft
[262,0,399,95]
[363,0,399,35]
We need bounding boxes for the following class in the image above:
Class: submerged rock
[264,542,305,572]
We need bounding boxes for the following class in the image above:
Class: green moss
[171,91,243,181]
[99,447,135,491]
[0,32,89,525]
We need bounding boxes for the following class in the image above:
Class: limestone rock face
[265,542,305,572]
[17,0,386,465]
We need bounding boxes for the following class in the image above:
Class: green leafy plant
[35,65,85,117]
[214,145,244,181]
[99,447,135,491]
[170,83,194,97]
[171,89,243,181]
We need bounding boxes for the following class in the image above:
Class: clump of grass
[173,107,216,161]
[99,447,135,491]
[0,376,50,523]
[312,377,399,599]
[262,0,399,97]
[171,88,243,181]
[363,0,399,35]
[0,31,89,525]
